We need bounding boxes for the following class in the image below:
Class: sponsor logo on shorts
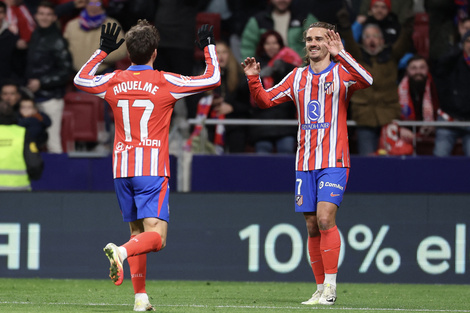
[320,181,344,190]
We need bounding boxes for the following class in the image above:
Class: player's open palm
[241,57,261,76]
[324,29,344,57]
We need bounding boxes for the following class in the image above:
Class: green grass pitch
[0,278,469,313]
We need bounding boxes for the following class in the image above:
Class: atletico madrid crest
[324,81,334,94]
[295,195,303,206]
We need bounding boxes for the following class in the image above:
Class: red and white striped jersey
[74,46,220,178]
[247,49,372,171]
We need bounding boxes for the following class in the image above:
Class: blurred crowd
[1,0,470,157]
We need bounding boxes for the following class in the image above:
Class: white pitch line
[1,301,470,312]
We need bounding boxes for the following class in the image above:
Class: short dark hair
[125,19,160,65]
[0,2,6,12]
[1,80,20,93]
[37,1,55,11]
[406,54,427,68]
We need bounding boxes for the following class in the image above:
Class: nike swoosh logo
[297,88,305,92]
[330,192,340,197]
[323,249,332,252]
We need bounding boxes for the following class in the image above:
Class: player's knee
[317,216,334,231]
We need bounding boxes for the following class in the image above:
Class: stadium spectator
[18,96,51,151]
[433,30,470,157]
[1,80,21,116]
[242,22,372,305]
[357,0,414,24]
[250,30,301,154]
[0,100,43,191]
[240,0,318,60]
[54,0,87,31]
[2,0,35,45]
[63,0,127,74]
[74,20,220,311]
[378,54,440,156]
[211,41,251,153]
[152,0,209,121]
[185,41,251,154]
[398,55,439,143]
[25,1,72,154]
[0,1,23,86]
[219,0,267,61]
[338,7,414,155]
[425,0,459,70]
[352,0,402,45]
[153,0,208,76]
[292,0,355,25]
[457,16,470,44]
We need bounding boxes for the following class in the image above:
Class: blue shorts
[295,168,349,213]
[114,176,170,223]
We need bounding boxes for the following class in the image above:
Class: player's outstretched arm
[241,57,261,76]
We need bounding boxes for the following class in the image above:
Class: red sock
[122,232,162,257]
[127,236,147,294]
[320,225,341,274]
[307,235,325,284]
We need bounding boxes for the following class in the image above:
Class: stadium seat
[194,12,221,61]
[63,92,104,143]
[412,12,430,60]
[61,110,75,153]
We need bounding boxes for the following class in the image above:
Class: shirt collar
[308,61,335,75]
[127,65,153,71]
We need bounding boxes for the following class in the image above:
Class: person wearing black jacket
[25,1,72,153]
[433,30,470,157]
[0,1,23,86]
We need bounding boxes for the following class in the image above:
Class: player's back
[105,67,176,178]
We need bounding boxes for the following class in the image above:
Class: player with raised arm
[242,22,373,306]
[74,20,220,311]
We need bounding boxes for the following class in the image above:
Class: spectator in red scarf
[398,55,439,142]
[376,55,440,155]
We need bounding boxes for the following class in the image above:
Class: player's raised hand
[100,22,125,54]
[196,24,215,50]
[324,29,344,57]
[241,57,261,76]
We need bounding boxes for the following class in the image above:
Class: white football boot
[319,283,336,305]
[301,289,322,305]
